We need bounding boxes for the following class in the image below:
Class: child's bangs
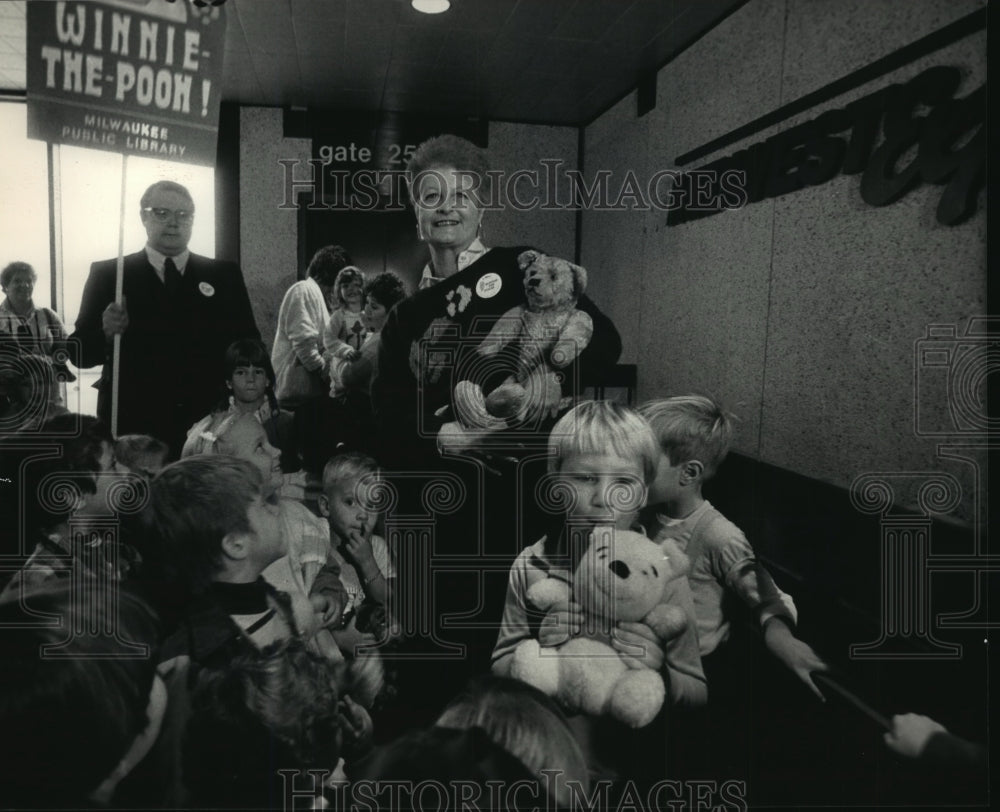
[230,349,269,372]
[549,402,658,482]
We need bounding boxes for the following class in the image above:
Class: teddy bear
[510,529,690,729]
[437,250,594,453]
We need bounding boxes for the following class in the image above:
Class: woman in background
[272,244,352,476]
[0,261,74,428]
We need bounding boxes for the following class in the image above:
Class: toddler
[319,452,396,706]
[323,265,367,366]
[637,395,827,695]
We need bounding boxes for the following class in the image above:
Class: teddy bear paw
[453,380,508,431]
[510,639,562,697]
[484,382,527,419]
[608,669,665,728]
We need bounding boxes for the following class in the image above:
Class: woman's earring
[477,220,484,241]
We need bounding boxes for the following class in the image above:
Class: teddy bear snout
[527,276,541,287]
[609,560,631,579]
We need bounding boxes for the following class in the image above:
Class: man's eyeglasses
[142,207,194,224]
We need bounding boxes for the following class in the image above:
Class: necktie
[163,257,182,306]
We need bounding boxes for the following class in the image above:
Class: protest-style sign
[26,0,228,165]
[25,0,229,434]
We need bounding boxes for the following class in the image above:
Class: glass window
[0,102,51,310]
[1,100,216,417]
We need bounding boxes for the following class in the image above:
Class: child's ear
[679,460,704,485]
[221,531,250,561]
[317,494,330,518]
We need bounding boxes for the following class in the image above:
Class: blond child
[492,401,706,780]
[319,453,395,617]
[637,395,827,697]
[319,452,396,707]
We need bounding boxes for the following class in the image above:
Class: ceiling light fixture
[412,0,450,14]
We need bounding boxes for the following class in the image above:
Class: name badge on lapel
[198,282,215,297]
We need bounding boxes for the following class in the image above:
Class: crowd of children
[0,264,979,808]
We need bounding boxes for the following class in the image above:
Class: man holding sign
[70,181,259,456]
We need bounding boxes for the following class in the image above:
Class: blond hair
[638,394,735,479]
[547,400,658,485]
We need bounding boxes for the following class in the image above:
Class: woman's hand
[613,621,665,671]
[538,600,583,647]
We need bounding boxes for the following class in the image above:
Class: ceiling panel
[290,0,348,22]
[1,0,748,125]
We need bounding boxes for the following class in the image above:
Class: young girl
[323,265,367,368]
[217,338,299,473]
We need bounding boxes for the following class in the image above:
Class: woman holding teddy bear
[369,134,624,731]
[371,133,623,472]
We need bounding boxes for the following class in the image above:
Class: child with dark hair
[178,412,347,662]
[184,637,372,809]
[436,675,590,808]
[148,456,355,805]
[115,433,171,478]
[0,413,137,595]
[333,271,407,395]
[349,726,543,811]
[151,456,306,664]
[0,582,167,808]
[219,337,299,471]
[327,272,407,453]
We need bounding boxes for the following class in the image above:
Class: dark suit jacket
[69,250,260,452]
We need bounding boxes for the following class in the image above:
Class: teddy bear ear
[571,262,588,296]
[518,249,541,271]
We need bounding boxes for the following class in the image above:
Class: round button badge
[476,272,502,298]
